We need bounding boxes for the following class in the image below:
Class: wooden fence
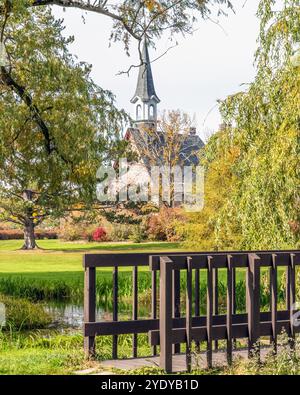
[83,250,300,373]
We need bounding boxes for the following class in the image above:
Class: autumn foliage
[92,227,107,242]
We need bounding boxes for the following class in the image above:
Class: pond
[44,301,152,329]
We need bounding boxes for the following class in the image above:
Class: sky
[52,0,261,141]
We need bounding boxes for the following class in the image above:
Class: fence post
[247,253,260,359]
[288,253,296,349]
[213,268,219,350]
[132,266,138,358]
[195,268,200,352]
[173,269,181,354]
[226,255,233,365]
[271,254,278,354]
[84,264,96,358]
[186,257,192,372]
[232,266,237,349]
[112,267,118,359]
[151,269,158,356]
[207,256,213,368]
[159,256,173,373]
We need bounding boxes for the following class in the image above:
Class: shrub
[58,218,107,242]
[0,295,51,330]
[92,227,107,242]
[109,224,134,241]
[129,225,146,243]
[58,221,87,241]
[147,207,186,241]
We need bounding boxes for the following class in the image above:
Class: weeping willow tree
[182,0,300,250]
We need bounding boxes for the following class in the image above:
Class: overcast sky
[52,0,261,141]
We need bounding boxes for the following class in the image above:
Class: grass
[0,239,181,252]
[0,239,183,302]
[0,240,294,308]
[0,330,153,375]
[0,294,51,330]
[0,240,182,276]
[0,348,84,375]
[1,329,300,375]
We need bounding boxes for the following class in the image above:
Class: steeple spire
[131,40,160,124]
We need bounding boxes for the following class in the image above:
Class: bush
[129,225,146,243]
[0,295,51,330]
[58,221,89,241]
[58,218,107,242]
[0,229,57,240]
[92,227,107,242]
[109,224,135,241]
[147,207,186,242]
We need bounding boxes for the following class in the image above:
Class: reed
[0,268,296,313]
[0,295,51,330]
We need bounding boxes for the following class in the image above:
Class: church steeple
[131,40,160,125]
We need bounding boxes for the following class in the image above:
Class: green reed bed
[0,268,298,313]
[0,272,151,303]
[0,295,51,330]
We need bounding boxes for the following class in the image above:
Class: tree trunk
[22,218,37,250]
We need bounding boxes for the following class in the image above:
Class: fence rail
[83,250,300,372]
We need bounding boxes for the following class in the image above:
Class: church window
[136,105,142,120]
[149,105,155,119]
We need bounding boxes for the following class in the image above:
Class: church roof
[125,127,204,167]
[131,40,160,104]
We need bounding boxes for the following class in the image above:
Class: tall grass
[0,269,298,313]
[0,295,51,330]
[224,333,300,375]
[0,272,152,303]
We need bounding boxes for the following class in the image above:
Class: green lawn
[0,240,185,301]
[0,239,284,305]
[0,240,182,274]
[0,239,182,252]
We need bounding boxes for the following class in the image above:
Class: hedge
[0,229,58,240]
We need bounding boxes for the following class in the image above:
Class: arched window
[149,105,155,119]
[136,105,142,120]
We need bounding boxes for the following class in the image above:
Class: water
[44,302,151,328]
[44,303,101,327]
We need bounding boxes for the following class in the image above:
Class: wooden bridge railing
[83,250,300,373]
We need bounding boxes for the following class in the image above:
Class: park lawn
[0,240,267,300]
[0,240,186,300]
[0,239,276,303]
[0,239,241,285]
[0,240,182,275]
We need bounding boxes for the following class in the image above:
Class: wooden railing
[83,250,300,373]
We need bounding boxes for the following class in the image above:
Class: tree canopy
[1,1,234,57]
[0,4,127,248]
[182,0,300,250]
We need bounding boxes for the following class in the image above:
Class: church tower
[131,40,160,128]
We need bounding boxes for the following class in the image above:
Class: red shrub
[92,227,107,242]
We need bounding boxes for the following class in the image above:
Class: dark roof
[179,134,205,166]
[126,127,204,167]
[131,41,160,104]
